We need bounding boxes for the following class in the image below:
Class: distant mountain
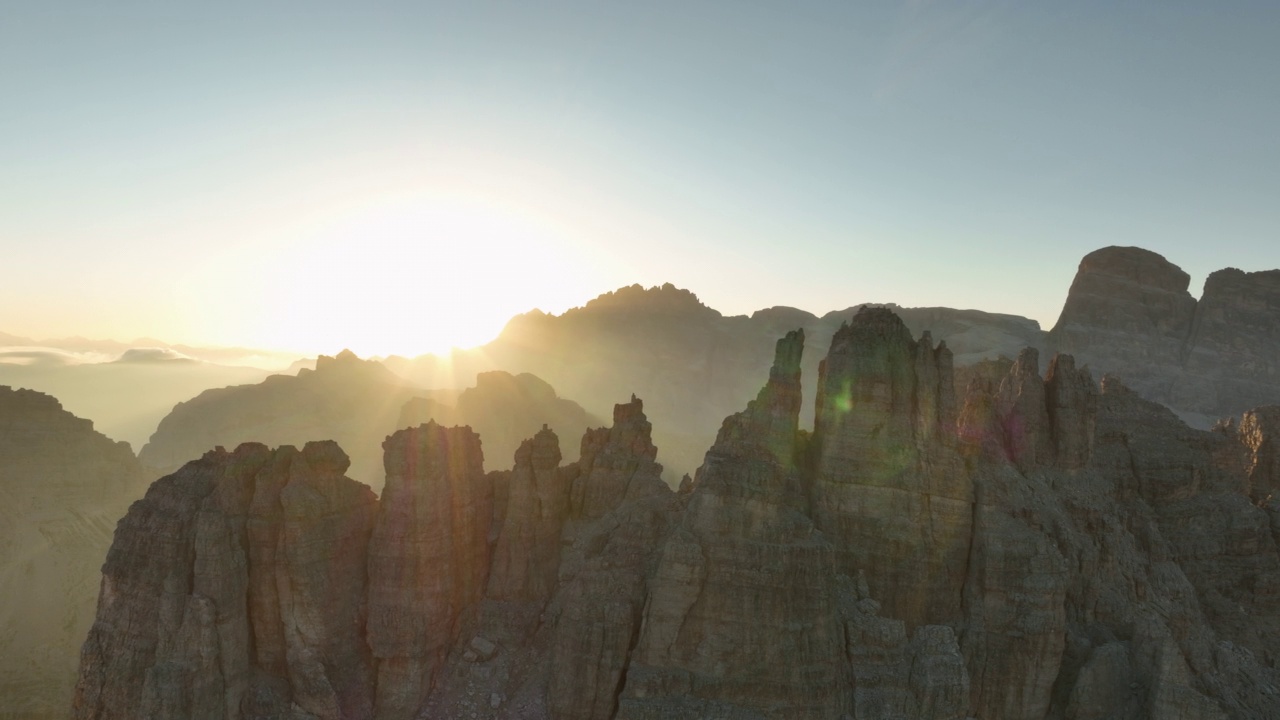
[139,350,422,486]
[378,248,1279,481]
[1048,246,1280,427]
[0,332,302,450]
[383,283,1047,480]
[0,386,145,719]
[398,370,602,470]
[0,332,299,368]
[0,356,273,450]
[140,352,599,490]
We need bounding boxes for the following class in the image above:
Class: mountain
[0,387,145,719]
[0,353,277,450]
[138,350,423,486]
[398,370,602,470]
[384,283,1047,481]
[1049,246,1280,428]
[140,352,598,490]
[71,308,1280,719]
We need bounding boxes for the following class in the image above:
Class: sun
[254,195,592,358]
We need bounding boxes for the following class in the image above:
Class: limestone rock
[621,330,852,720]
[367,422,492,720]
[0,387,144,720]
[1050,246,1280,427]
[486,426,567,603]
[71,441,377,720]
[811,308,972,628]
[1176,268,1280,418]
[1239,406,1280,503]
[569,396,667,521]
[69,308,1280,720]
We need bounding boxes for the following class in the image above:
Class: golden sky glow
[251,194,598,357]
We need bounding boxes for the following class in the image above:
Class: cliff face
[1050,246,1280,427]
[0,386,144,720]
[72,441,378,720]
[73,309,1280,720]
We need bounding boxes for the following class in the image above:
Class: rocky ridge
[140,354,593,493]
[1050,246,1280,427]
[0,386,145,719]
[74,308,1280,719]
[386,284,1048,481]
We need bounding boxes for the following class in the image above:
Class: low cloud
[112,348,199,364]
[0,347,112,367]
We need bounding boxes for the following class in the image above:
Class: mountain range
[4,244,1280,718]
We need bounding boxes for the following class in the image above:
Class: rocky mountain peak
[1075,245,1192,292]
[578,282,716,317]
[1051,246,1280,426]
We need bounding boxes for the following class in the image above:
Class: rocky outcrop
[416,395,675,720]
[811,310,971,629]
[72,307,1280,720]
[621,330,852,719]
[486,427,566,603]
[0,388,145,720]
[1240,407,1280,503]
[397,371,600,471]
[72,441,377,720]
[568,396,667,521]
[1050,246,1280,427]
[367,423,492,720]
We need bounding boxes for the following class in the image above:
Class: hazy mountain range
[4,244,1280,718]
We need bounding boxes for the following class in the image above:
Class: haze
[3,2,1278,357]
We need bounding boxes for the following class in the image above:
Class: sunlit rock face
[0,386,144,720]
[70,308,1280,720]
[1050,245,1280,427]
[71,441,377,720]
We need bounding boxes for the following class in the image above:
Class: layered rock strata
[72,441,377,720]
[73,308,1280,719]
[1050,246,1280,427]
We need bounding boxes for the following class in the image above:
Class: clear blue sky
[2,1,1277,355]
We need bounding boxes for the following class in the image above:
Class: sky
[2,1,1278,357]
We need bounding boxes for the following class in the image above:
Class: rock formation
[1050,246,1280,427]
[811,312,971,629]
[0,387,144,720]
[397,370,600,471]
[71,308,1280,719]
[368,423,492,719]
[384,284,1049,481]
[72,441,377,720]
